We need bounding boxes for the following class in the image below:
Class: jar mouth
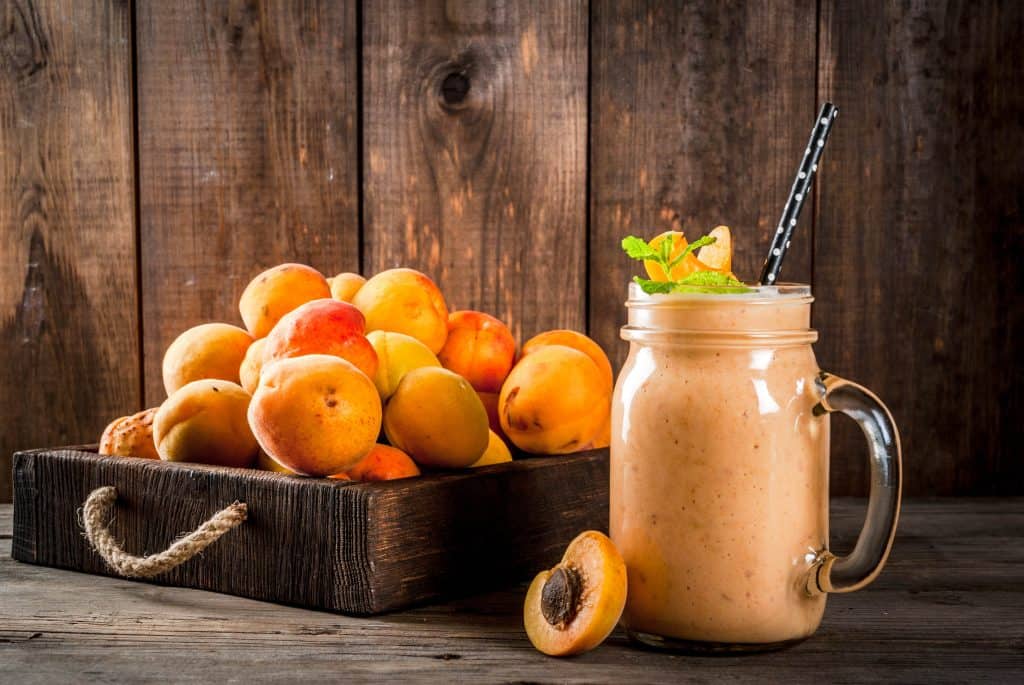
[626,281,813,305]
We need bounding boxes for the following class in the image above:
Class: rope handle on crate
[80,486,247,578]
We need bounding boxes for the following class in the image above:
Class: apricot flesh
[438,310,516,393]
[345,444,421,481]
[352,268,449,354]
[524,531,627,656]
[99,408,160,460]
[383,366,489,468]
[154,380,258,468]
[329,272,366,302]
[520,330,613,394]
[162,322,253,396]
[239,263,331,338]
[366,330,441,400]
[500,345,610,454]
[248,354,381,477]
[262,298,378,381]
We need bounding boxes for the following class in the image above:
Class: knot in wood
[440,71,471,105]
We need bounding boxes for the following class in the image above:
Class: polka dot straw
[758,102,838,285]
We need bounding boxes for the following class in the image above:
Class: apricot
[438,310,516,393]
[262,299,378,380]
[383,367,489,468]
[256,448,296,474]
[162,322,253,396]
[329,272,366,302]
[366,330,441,400]
[239,263,331,338]
[248,354,381,476]
[99,408,160,460]
[524,531,628,656]
[470,430,513,468]
[520,330,613,393]
[153,380,258,468]
[239,338,267,395]
[500,346,609,454]
[477,391,506,438]
[352,268,449,354]
[345,444,421,481]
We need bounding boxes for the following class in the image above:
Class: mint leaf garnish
[672,270,752,294]
[632,276,675,294]
[621,236,659,260]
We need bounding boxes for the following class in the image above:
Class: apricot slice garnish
[697,225,733,273]
[524,531,627,656]
[643,231,703,282]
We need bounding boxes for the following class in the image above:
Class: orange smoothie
[610,284,829,647]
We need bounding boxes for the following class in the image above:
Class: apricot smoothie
[611,284,828,648]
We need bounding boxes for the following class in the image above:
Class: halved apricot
[696,225,733,273]
[524,531,627,656]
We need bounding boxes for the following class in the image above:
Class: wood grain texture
[12,446,607,614]
[589,0,818,369]
[136,0,360,406]
[0,0,138,503]
[361,0,588,341]
[4,499,1022,682]
[815,0,1024,496]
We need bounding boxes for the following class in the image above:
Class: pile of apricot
[98,263,612,482]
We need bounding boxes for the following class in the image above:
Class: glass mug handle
[806,372,903,595]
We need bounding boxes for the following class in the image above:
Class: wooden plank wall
[1,0,1021,501]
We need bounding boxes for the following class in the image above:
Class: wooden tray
[11,446,608,615]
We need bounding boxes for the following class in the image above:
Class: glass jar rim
[622,282,817,347]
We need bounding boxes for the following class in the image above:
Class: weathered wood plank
[3,499,1022,682]
[815,0,1024,496]
[11,447,607,615]
[589,0,818,369]
[361,0,588,341]
[0,0,138,503]
[136,0,361,406]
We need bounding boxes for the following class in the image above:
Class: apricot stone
[438,310,516,393]
[500,345,610,454]
[239,263,331,338]
[345,444,421,481]
[262,298,377,380]
[248,354,381,476]
[352,268,449,354]
[383,366,489,468]
[366,330,441,400]
[239,338,267,395]
[154,380,258,468]
[99,408,160,460]
[162,322,253,396]
[520,330,613,393]
[329,272,366,302]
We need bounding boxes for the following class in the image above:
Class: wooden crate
[11,446,608,615]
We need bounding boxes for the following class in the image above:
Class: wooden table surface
[2,499,1022,683]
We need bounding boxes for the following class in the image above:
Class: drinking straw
[758,102,838,285]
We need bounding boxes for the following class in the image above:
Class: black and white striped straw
[758,102,838,285]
